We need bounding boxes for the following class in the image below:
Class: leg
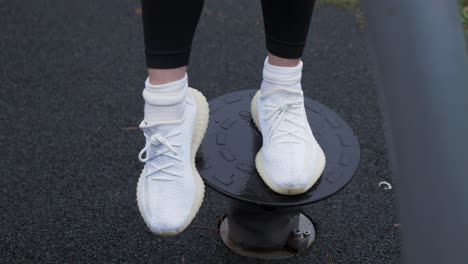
[140,0,204,124]
[261,0,316,67]
[259,0,316,94]
[253,0,325,195]
[141,0,204,84]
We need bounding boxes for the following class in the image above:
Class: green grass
[460,0,468,47]
[318,0,360,11]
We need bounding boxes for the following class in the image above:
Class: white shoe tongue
[264,89,303,105]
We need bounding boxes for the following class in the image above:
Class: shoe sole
[136,88,209,236]
[250,90,326,195]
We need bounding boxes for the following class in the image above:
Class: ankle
[143,74,189,125]
[261,56,303,93]
[267,53,301,67]
[148,66,187,85]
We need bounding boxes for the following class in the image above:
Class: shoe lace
[261,100,308,143]
[138,131,183,181]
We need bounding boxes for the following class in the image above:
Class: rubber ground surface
[0,0,399,263]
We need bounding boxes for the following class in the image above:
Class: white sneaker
[136,88,209,235]
[251,89,326,195]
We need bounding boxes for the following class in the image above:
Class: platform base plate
[219,213,316,259]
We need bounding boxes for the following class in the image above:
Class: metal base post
[197,90,360,259]
[219,200,315,259]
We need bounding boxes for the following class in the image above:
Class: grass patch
[460,0,468,47]
[318,0,360,11]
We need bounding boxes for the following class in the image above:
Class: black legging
[141,0,316,69]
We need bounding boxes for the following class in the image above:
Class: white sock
[260,57,303,94]
[142,74,188,125]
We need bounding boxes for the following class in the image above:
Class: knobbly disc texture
[196,90,360,207]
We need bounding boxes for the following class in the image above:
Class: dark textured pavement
[1,0,399,263]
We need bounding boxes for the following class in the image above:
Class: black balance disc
[196,90,360,259]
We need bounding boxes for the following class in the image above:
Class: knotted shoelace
[261,100,308,144]
[138,131,183,181]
